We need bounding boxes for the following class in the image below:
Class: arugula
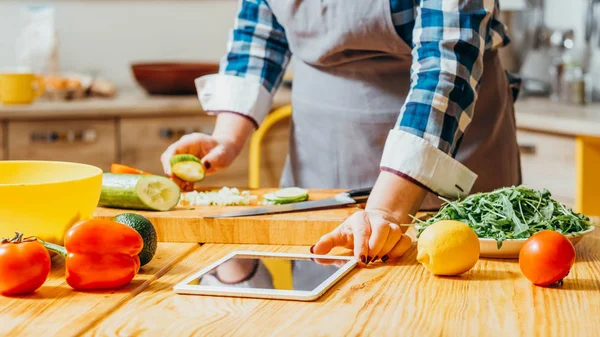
[415,185,593,249]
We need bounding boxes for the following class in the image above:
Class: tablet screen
[184,254,349,292]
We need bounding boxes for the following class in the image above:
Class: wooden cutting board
[93,189,363,245]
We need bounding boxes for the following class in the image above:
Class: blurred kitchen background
[0,0,599,209]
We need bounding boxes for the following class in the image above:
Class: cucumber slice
[99,173,181,211]
[170,154,205,182]
[274,187,308,200]
[262,188,309,205]
[263,193,278,201]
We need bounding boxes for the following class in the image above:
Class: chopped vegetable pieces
[179,187,257,206]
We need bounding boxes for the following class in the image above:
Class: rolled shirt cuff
[195,74,273,127]
[380,129,478,198]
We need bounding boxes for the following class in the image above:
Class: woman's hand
[311,171,428,265]
[161,132,239,175]
[311,210,412,265]
[160,133,239,190]
[160,112,256,191]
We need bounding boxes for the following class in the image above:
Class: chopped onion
[179,187,257,206]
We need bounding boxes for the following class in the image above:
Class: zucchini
[170,154,205,182]
[99,173,181,211]
[263,187,309,205]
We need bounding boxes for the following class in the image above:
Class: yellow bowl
[0,161,103,245]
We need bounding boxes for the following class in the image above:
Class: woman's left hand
[311,209,412,265]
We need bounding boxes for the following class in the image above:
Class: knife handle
[346,187,372,203]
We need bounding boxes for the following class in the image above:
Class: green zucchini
[170,154,205,182]
[99,173,181,211]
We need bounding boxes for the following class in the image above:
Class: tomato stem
[13,232,24,243]
[41,240,68,258]
[2,232,27,244]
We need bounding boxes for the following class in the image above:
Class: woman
[162,0,521,266]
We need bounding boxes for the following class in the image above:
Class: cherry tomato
[519,230,576,287]
[0,233,51,295]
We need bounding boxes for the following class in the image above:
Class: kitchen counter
[0,87,292,120]
[515,98,600,137]
[1,229,598,337]
[1,87,598,138]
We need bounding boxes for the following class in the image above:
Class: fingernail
[309,245,315,254]
[373,256,379,263]
[366,256,372,264]
[204,161,211,169]
[381,255,389,263]
[360,255,366,264]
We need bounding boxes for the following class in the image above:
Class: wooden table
[1,228,598,337]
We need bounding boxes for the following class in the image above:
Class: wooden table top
[2,230,599,337]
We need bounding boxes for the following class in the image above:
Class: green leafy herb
[415,185,593,249]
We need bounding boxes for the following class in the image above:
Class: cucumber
[263,187,309,205]
[113,213,158,267]
[99,173,181,211]
[274,187,308,200]
[170,154,205,182]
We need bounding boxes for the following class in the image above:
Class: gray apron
[271,1,521,210]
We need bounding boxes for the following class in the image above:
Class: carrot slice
[110,163,152,175]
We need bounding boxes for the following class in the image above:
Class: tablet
[173,251,358,301]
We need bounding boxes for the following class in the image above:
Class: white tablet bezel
[173,250,358,301]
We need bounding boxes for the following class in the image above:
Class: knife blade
[204,187,372,218]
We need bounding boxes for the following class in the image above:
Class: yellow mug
[0,72,45,105]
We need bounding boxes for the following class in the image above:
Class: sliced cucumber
[99,173,181,211]
[263,188,309,205]
[274,187,308,200]
[170,154,205,182]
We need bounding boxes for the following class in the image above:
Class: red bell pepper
[44,219,143,291]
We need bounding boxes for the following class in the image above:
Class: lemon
[417,220,480,276]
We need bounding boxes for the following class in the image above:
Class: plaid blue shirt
[219,0,509,158]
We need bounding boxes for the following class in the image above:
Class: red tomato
[519,230,576,287]
[0,234,51,295]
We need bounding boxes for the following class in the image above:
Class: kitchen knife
[204,187,372,218]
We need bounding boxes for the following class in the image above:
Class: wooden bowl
[131,62,220,95]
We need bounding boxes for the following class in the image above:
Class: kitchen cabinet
[516,130,576,207]
[0,114,289,189]
[7,119,117,172]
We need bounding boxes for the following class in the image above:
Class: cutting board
[93,189,363,245]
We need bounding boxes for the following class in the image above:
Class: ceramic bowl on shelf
[0,160,103,245]
[131,62,220,96]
